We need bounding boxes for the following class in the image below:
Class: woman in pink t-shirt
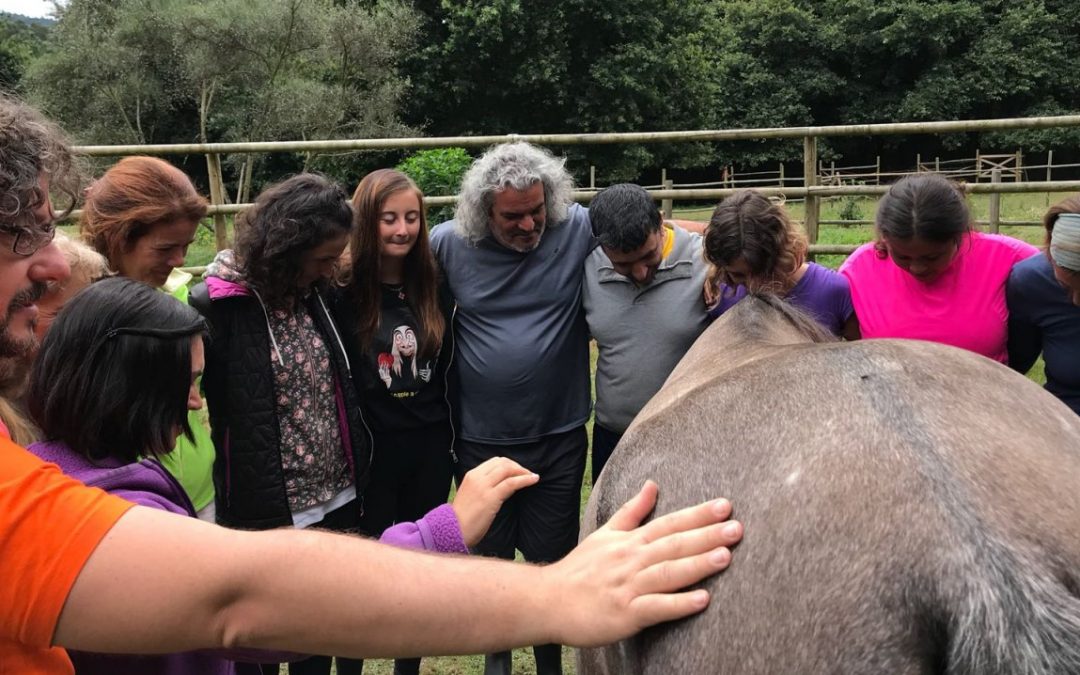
[840,174,1038,363]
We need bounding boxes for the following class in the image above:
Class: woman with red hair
[80,156,217,520]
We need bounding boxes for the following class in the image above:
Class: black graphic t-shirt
[360,284,449,431]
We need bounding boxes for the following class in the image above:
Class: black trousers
[589,422,622,486]
[456,425,587,564]
[456,426,587,675]
[355,421,454,675]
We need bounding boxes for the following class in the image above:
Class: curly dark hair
[234,173,353,308]
[704,190,807,293]
[0,94,82,232]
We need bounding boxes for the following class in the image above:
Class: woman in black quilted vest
[190,173,370,675]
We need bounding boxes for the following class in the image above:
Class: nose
[29,240,71,285]
[632,264,650,283]
[188,386,204,411]
[167,249,186,269]
[518,215,536,233]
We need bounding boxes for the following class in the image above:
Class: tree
[27,0,419,194]
[401,0,722,181]
[0,14,51,93]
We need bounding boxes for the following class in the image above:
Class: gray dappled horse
[579,294,1080,675]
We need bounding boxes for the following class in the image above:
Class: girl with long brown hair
[334,168,455,675]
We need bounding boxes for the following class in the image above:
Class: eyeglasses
[5,219,58,257]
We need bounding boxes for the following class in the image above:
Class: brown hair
[80,156,208,272]
[1043,195,1080,248]
[349,169,444,358]
[0,94,82,232]
[704,190,808,293]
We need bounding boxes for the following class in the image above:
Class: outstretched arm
[56,482,741,659]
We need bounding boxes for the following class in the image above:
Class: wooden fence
[71,113,1080,263]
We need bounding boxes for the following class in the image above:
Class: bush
[838,195,863,225]
[396,148,473,225]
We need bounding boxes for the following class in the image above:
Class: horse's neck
[634,320,813,428]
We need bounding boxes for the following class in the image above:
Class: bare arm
[56,482,740,659]
[841,313,861,341]
[668,219,706,235]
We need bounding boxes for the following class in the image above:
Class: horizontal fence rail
[72,113,1080,156]
[67,113,1080,258]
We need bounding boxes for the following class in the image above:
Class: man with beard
[0,97,73,415]
[429,142,595,675]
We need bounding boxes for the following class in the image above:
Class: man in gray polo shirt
[583,183,711,483]
[429,141,594,675]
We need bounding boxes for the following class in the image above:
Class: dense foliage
[15,0,1080,189]
[396,148,474,223]
[0,13,49,92]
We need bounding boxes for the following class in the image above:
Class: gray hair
[0,94,81,231]
[453,142,575,244]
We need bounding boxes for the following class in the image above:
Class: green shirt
[156,269,217,513]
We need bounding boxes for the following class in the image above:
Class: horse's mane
[725,291,837,346]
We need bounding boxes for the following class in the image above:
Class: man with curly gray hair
[430,141,594,675]
[0,94,73,397]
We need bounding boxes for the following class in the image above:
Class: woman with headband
[1007,196,1080,415]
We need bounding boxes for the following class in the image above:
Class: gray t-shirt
[583,226,711,434]
[431,203,595,443]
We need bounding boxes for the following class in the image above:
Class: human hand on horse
[452,457,539,547]
[542,481,742,647]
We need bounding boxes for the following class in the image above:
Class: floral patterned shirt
[269,298,352,514]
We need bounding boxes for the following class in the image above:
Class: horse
[579,293,1080,674]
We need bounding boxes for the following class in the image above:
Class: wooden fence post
[662,179,673,218]
[779,162,785,188]
[935,156,940,173]
[1046,150,1054,206]
[205,152,229,253]
[1015,150,1022,181]
[989,168,1002,233]
[975,149,981,181]
[589,165,596,190]
[803,136,820,248]
[916,153,922,173]
[875,156,881,184]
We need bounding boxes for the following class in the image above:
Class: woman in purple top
[703,190,857,338]
[24,277,538,675]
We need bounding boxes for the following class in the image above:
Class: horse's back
[582,339,1080,674]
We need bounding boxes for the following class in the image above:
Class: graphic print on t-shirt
[371,288,437,398]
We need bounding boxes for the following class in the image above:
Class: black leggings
[356,421,454,675]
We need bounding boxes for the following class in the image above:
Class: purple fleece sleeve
[379,503,469,554]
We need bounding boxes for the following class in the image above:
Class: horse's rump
[582,335,1080,674]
